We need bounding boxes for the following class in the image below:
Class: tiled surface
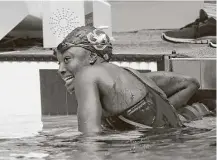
[112,29,216,57]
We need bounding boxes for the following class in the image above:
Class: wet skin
[144,72,200,109]
[56,47,199,134]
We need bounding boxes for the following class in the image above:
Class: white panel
[25,0,43,18]
[0,62,58,138]
[37,61,59,69]
[43,1,85,48]
[139,62,149,70]
[0,1,28,40]
[129,62,140,70]
[84,0,93,15]
[120,62,130,68]
[111,61,121,66]
[93,0,112,37]
[148,62,157,71]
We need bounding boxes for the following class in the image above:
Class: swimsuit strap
[123,67,183,128]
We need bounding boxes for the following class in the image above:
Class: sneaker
[209,38,217,48]
[162,9,216,44]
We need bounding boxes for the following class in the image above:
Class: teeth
[64,76,73,81]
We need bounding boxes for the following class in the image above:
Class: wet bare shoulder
[143,71,200,97]
[144,71,199,86]
[74,65,105,84]
[95,65,149,114]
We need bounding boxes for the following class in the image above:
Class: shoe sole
[209,41,217,48]
[162,33,215,44]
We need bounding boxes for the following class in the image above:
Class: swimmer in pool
[54,26,212,134]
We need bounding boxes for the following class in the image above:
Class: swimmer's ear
[89,52,97,65]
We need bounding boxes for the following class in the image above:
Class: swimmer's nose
[58,63,66,76]
[59,70,66,75]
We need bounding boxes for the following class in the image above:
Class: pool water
[0,115,216,160]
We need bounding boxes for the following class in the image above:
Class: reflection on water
[0,115,43,139]
[0,116,215,160]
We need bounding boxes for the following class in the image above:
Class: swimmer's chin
[64,78,75,94]
[68,89,75,94]
[66,86,75,94]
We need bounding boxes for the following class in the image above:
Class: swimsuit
[102,68,183,131]
[102,92,160,130]
[102,68,214,131]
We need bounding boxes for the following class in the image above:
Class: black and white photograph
[0,0,216,159]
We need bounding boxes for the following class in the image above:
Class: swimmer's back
[88,63,149,115]
[78,63,169,117]
[89,63,182,128]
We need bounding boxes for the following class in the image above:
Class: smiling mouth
[64,76,74,82]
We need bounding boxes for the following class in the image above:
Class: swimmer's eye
[64,57,71,64]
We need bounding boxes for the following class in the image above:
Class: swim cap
[54,26,113,61]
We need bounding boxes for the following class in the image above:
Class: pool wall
[0,52,215,116]
[0,51,165,116]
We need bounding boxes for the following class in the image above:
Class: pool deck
[111,2,216,58]
[112,30,216,58]
[0,30,216,59]
[0,2,216,59]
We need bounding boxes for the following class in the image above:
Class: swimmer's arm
[145,71,200,109]
[74,70,102,134]
[162,73,200,109]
